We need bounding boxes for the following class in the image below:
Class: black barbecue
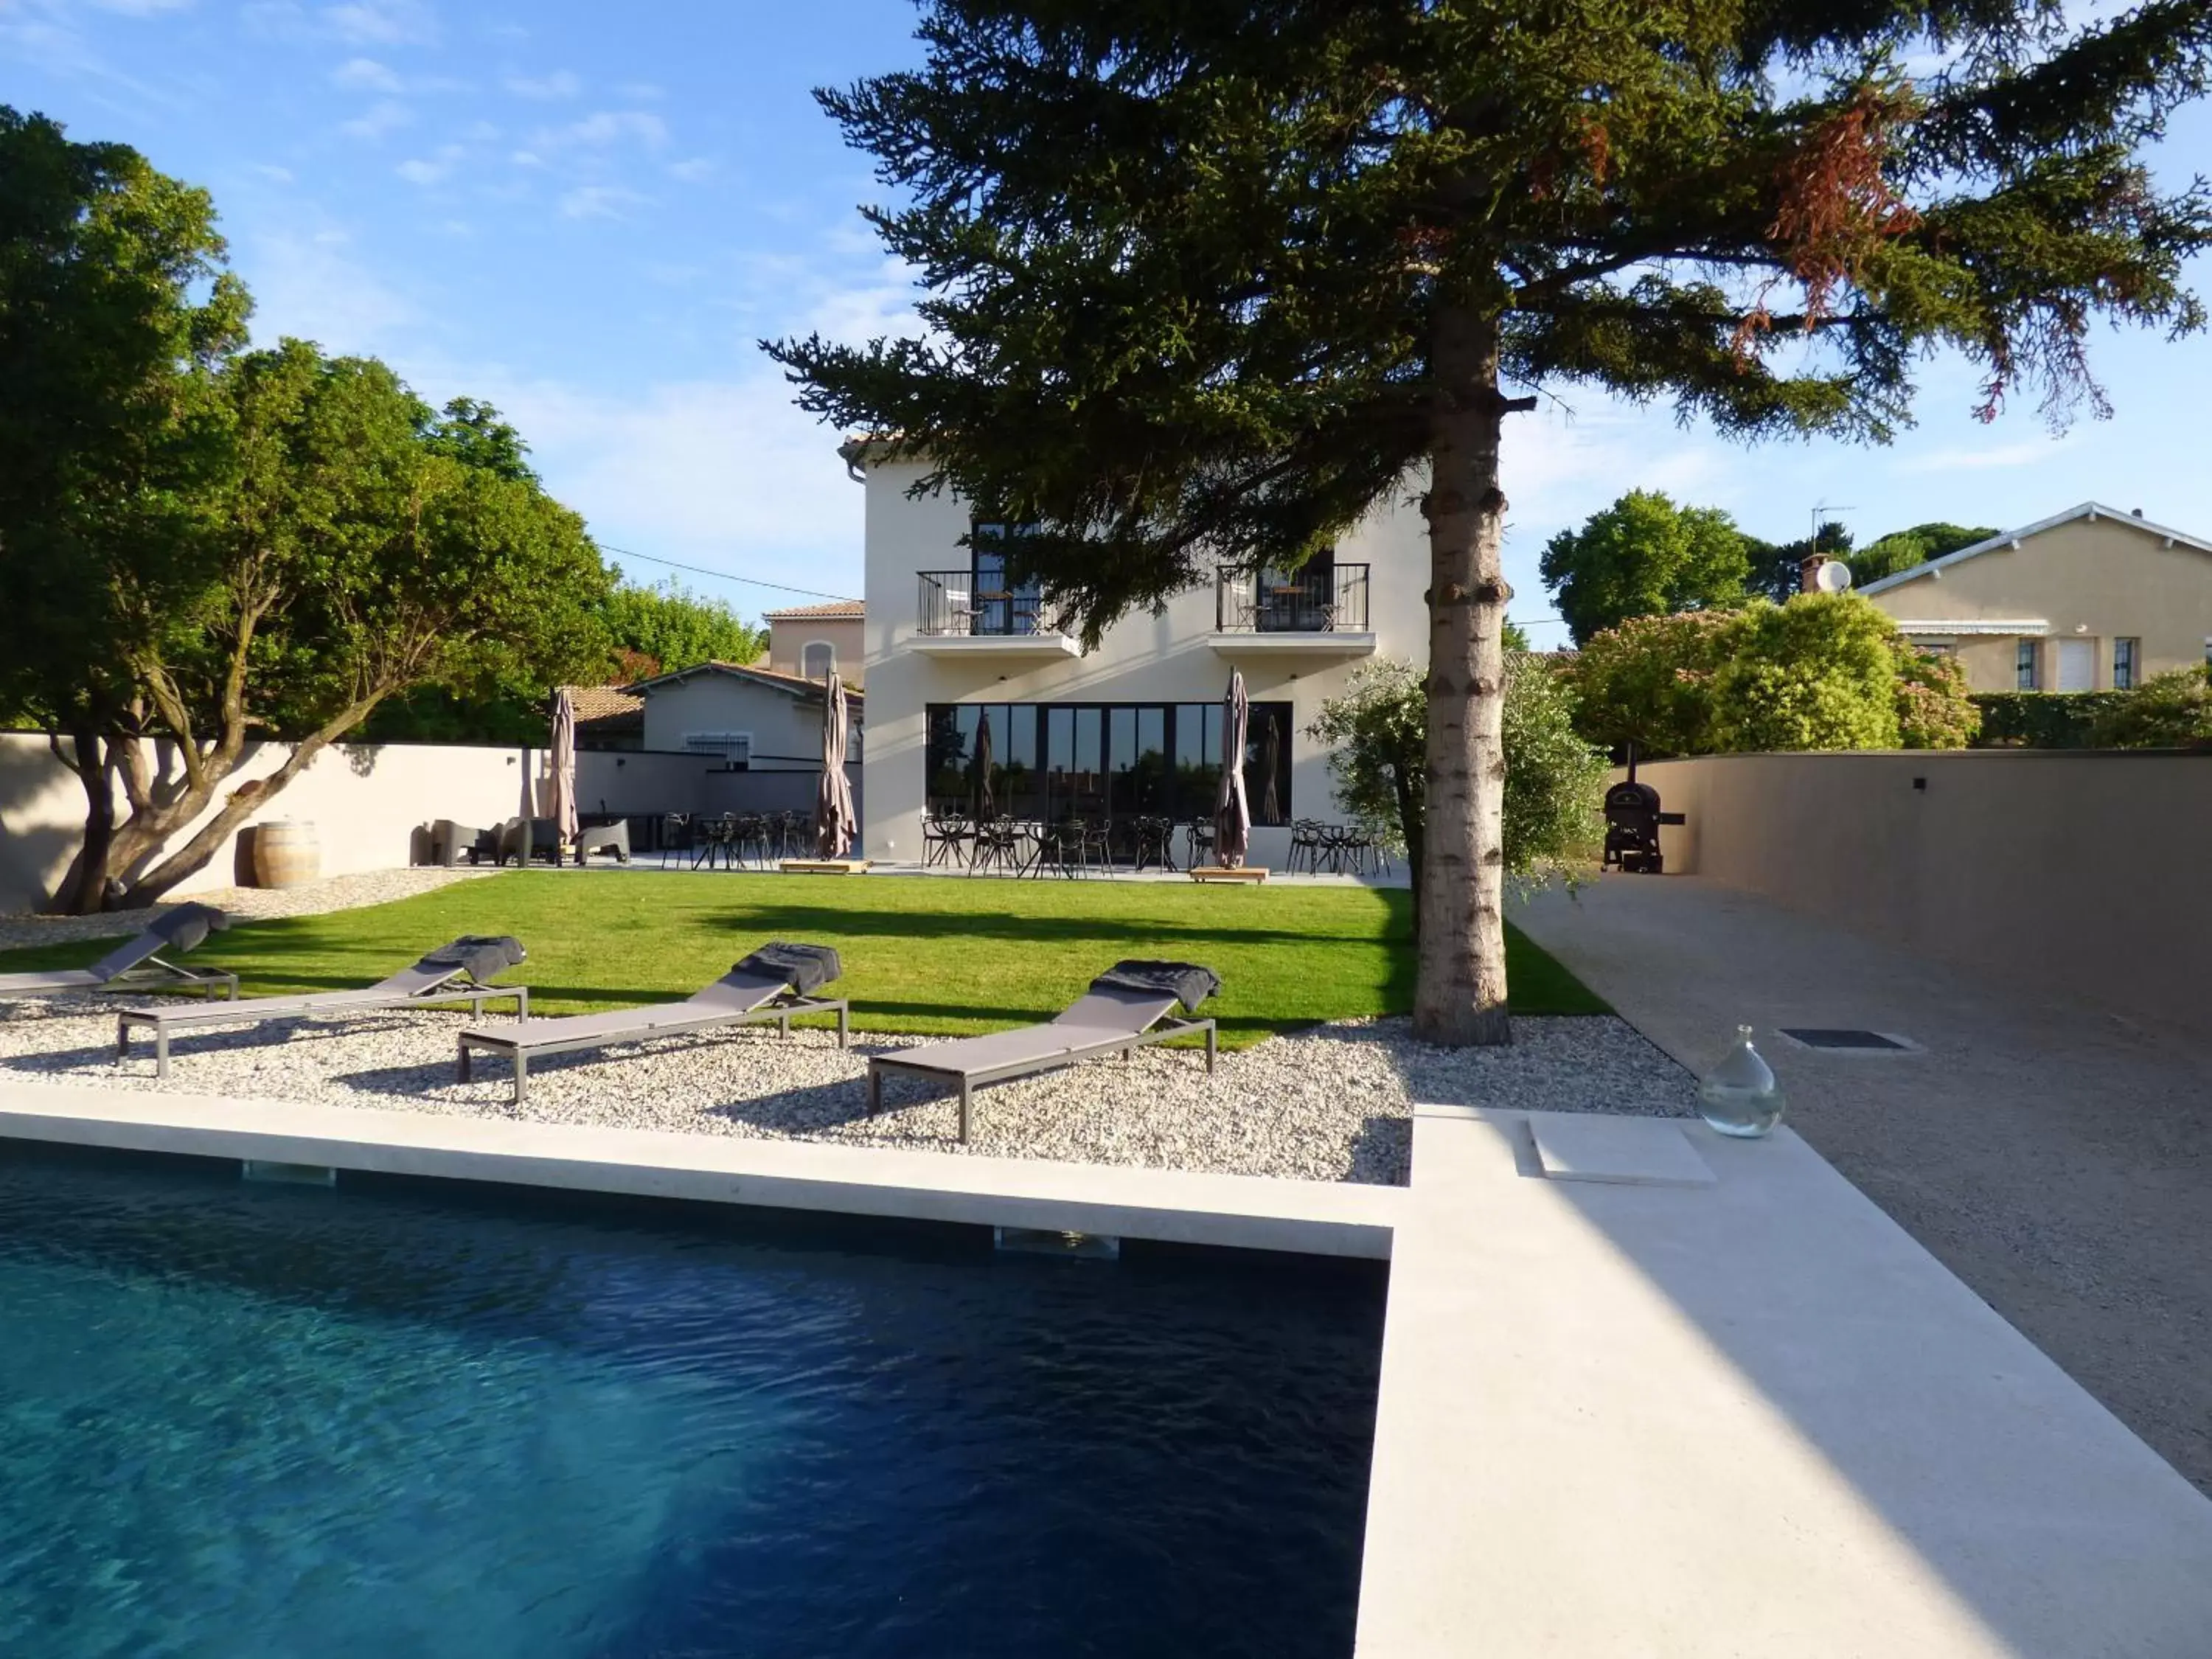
[1603,748,1685,874]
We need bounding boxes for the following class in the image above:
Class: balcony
[1211,563,1377,659]
[910,571,1081,659]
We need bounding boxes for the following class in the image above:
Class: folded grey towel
[420,935,528,983]
[1092,960,1222,1013]
[735,942,841,995]
[148,903,230,953]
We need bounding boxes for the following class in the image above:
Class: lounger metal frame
[456,991,851,1104]
[118,981,529,1079]
[0,955,240,1006]
[866,1013,1217,1145]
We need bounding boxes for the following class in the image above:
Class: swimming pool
[0,1146,1384,1658]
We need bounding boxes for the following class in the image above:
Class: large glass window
[2016,639,2039,691]
[927,700,1292,824]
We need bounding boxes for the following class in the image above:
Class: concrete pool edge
[0,1078,1402,1259]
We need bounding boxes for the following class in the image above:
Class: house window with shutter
[802,641,835,679]
[2015,639,2039,690]
[2113,638,2138,690]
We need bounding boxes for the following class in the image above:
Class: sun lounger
[116,935,529,1079]
[0,905,238,1007]
[454,942,848,1104]
[866,959,1220,1144]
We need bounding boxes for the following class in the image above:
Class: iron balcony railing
[1214,563,1369,633]
[917,570,1056,637]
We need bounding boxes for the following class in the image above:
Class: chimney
[1798,553,1831,594]
[2132,507,2145,518]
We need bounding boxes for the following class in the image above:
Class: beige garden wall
[0,734,734,913]
[1625,750,2212,1030]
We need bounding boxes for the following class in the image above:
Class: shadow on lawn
[679,902,1404,952]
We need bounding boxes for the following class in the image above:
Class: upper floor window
[801,640,835,679]
[969,521,1045,636]
[2015,639,2039,690]
[2113,637,2138,691]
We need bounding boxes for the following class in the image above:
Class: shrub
[1566,610,1734,757]
[1706,595,1902,751]
[1310,655,1610,895]
[1893,646,1980,749]
[2091,666,2212,748]
[1969,692,2121,748]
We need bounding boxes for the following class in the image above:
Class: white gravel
[0,1000,1694,1186]
[0,867,498,950]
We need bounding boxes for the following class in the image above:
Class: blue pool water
[0,1147,1384,1658]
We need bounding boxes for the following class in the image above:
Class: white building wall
[857,458,1429,864]
[638,675,841,771]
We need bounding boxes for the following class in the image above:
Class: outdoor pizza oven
[1603,752,1685,875]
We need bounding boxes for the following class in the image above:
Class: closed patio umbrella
[815,672,857,859]
[971,710,995,821]
[1256,706,1281,826]
[549,687,580,852]
[1214,670,1251,868]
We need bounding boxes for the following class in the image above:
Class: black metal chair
[658,813,694,869]
[924,811,973,870]
[1286,819,1327,874]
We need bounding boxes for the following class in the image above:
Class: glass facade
[2113,637,2138,690]
[927,700,1294,824]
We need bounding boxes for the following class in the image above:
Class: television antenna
[1810,502,1857,543]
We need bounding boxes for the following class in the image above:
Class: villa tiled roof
[762,599,866,620]
[560,684,644,734]
[627,660,863,704]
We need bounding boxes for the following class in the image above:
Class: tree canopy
[601,579,766,682]
[0,109,613,910]
[769,0,2211,1044]
[1540,490,1753,643]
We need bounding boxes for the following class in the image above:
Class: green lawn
[0,872,1607,1046]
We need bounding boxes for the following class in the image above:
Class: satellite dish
[1814,560,1854,594]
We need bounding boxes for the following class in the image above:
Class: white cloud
[616,80,664,101]
[471,372,866,593]
[331,55,401,91]
[667,156,714,183]
[252,163,296,183]
[244,226,420,355]
[338,99,413,139]
[321,0,435,46]
[559,184,649,220]
[504,69,580,99]
[509,150,543,167]
[554,109,667,148]
[84,0,192,13]
[395,155,450,185]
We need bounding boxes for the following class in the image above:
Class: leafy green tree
[600,580,765,681]
[1310,655,1610,924]
[21,337,611,909]
[768,1,2212,1044]
[1541,490,1753,643]
[2092,665,2212,748]
[1568,610,1736,758]
[0,107,251,911]
[1851,521,1998,585]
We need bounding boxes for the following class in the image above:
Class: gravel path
[0,868,498,950]
[0,1001,1694,1186]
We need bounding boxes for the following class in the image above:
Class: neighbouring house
[1860,503,2212,692]
[844,437,1427,865]
[628,661,862,775]
[762,599,866,688]
[562,683,645,751]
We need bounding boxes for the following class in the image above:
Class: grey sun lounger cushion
[416,935,527,984]
[1089,960,1222,1014]
[734,942,841,996]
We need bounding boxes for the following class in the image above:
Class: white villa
[843,439,1430,865]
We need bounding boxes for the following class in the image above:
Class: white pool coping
[3,1079,2209,1656]
[0,1079,1402,1258]
[1354,1105,2212,1658]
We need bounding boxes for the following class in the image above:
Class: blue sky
[6,0,2210,641]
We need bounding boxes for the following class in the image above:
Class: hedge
[1968,692,2121,749]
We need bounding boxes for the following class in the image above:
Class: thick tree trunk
[1415,306,1512,1045]
[49,727,116,915]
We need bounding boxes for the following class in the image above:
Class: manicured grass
[0,872,1608,1046]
